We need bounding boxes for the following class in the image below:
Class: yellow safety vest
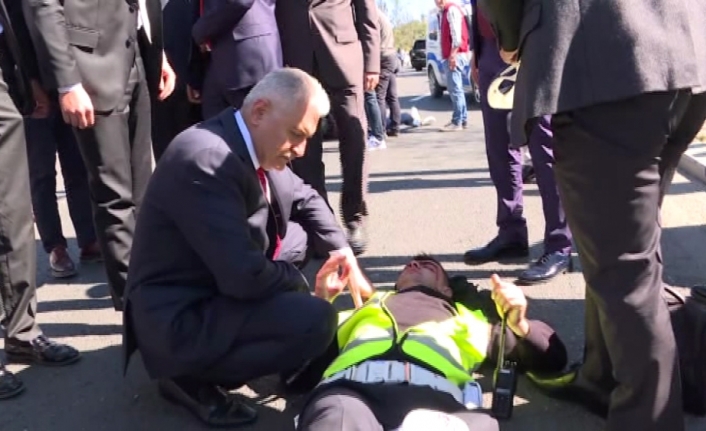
[323,292,491,386]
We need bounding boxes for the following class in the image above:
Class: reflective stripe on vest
[323,292,490,386]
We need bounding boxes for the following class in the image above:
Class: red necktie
[257,168,281,258]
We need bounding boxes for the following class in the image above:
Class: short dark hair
[410,253,451,285]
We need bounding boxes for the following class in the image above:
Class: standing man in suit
[481,1,706,430]
[124,68,373,427]
[463,2,571,284]
[0,0,80,400]
[275,0,380,255]
[24,0,176,311]
[192,0,282,118]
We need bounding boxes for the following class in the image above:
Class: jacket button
[129,6,135,13]
[125,40,132,48]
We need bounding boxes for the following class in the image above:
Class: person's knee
[299,298,338,356]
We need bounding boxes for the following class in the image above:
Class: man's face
[396,257,452,297]
[249,97,320,170]
[435,0,446,10]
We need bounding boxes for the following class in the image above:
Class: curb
[679,141,706,184]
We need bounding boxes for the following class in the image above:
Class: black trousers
[551,90,706,431]
[24,111,96,253]
[298,384,499,431]
[291,61,368,225]
[376,53,401,133]
[151,82,202,162]
[73,53,152,311]
[0,70,41,342]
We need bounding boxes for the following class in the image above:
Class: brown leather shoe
[49,246,77,278]
[0,362,24,400]
[79,241,103,263]
[5,335,81,366]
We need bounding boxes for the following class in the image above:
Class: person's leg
[364,91,385,141]
[54,112,98,252]
[385,71,402,134]
[375,61,392,135]
[298,386,384,431]
[551,91,689,431]
[444,59,466,128]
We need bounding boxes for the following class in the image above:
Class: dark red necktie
[257,168,281,258]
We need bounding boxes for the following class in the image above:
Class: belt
[319,360,465,405]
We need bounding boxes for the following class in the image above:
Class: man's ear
[250,99,271,126]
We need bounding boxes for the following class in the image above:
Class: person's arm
[353,0,380,75]
[477,0,524,52]
[486,319,567,373]
[446,6,464,58]
[191,0,255,45]
[171,143,310,301]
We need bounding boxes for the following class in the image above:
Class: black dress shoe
[5,335,81,366]
[463,236,529,265]
[0,362,24,400]
[158,378,258,428]
[517,251,572,285]
[527,364,612,418]
[346,221,367,256]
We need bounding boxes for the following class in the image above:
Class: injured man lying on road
[291,254,568,431]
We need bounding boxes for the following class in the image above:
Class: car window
[413,40,426,50]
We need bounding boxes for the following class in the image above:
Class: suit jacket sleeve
[6,0,40,81]
[287,169,349,253]
[172,145,309,301]
[353,0,380,74]
[192,0,254,45]
[23,0,82,89]
[478,0,524,52]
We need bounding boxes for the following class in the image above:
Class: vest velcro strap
[319,360,464,404]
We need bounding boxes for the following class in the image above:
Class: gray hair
[242,68,330,118]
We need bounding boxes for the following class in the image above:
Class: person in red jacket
[436,0,470,131]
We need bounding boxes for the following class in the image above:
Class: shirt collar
[234,110,260,171]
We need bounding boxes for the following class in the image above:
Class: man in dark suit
[192,0,281,118]
[481,1,706,430]
[275,0,380,255]
[124,68,372,427]
[24,0,177,311]
[0,0,80,400]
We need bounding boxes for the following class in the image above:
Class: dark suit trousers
[0,72,41,341]
[550,90,703,431]
[478,38,571,254]
[375,53,401,133]
[73,53,152,311]
[151,82,202,162]
[25,112,96,252]
[201,62,254,119]
[291,62,369,225]
[176,222,336,387]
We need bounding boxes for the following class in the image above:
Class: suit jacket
[0,0,39,115]
[122,108,348,378]
[480,0,706,145]
[23,0,163,112]
[192,0,281,92]
[275,0,380,89]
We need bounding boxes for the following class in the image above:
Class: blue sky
[383,0,435,22]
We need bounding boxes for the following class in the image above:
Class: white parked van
[426,2,480,103]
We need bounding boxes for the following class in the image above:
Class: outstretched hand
[490,274,530,337]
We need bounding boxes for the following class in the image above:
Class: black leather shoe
[158,379,258,428]
[0,362,24,400]
[527,364,611,418]
[463,236,529,265]
[517,251,572,285]
[347,221,367,256]
[5,335,81,366]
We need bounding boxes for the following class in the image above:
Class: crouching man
[294,254,568,431]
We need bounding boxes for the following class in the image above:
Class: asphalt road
[2,69,706,431]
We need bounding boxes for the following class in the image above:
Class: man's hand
[364,73,379,91]
[314,254,350,301]
[159,53,177,101]
[59,85,95,129]
[500,49,519,65]
[186,85,202,104]
[30,80,51,119]
[448,54,457,71]
[490,274,530,337]
[471,62,480,86]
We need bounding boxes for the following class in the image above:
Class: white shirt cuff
[58,83,83,94]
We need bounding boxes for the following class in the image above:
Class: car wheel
[428,67,444,98]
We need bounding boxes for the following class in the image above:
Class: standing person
[0,0,80,400]
[275,0,380,255]
[375,8,401,138]
[463,5,572,284]
[192,0,282,118]
[435,0,469,131]
[481,1,706,430]
[24,0,176,311]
